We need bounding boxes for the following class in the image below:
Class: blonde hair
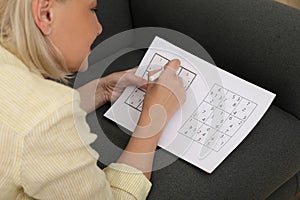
[0,0,69,82]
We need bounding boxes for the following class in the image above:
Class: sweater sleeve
[21,97,151,200]
[104,163,152,200]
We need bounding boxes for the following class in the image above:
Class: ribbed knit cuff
[103,163,152,200]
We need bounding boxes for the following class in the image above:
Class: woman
[0,0,186,199]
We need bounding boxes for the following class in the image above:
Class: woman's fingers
[118,68,148,88]
[163,59,181,76]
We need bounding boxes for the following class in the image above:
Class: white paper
[104,37,275,173]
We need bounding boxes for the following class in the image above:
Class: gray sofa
[75,0,300,199]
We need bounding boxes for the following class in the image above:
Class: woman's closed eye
[91,7,98,13]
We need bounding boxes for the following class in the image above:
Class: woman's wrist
[132,104,168,140]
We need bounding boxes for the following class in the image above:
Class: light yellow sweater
[0,45,151,200]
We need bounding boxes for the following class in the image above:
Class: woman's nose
[96,22,103,36]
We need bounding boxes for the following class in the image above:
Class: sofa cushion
[266,174,299,200]
[130,0,300,119]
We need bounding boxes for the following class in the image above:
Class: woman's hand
[99,68,147,103]
[77,68,147,113]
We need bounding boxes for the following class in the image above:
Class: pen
[149,70,163,81]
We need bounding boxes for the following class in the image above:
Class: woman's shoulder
[0,57,79,134]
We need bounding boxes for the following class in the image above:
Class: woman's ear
[32,0,54,35]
